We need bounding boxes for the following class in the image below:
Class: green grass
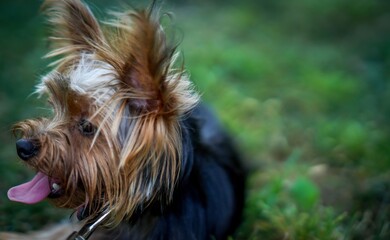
[1,0,390,238]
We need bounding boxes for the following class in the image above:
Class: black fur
[99,104,246,239]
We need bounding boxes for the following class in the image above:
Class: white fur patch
[37,54,119,105]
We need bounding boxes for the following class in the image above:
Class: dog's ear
[108,6,191,114]
[42,0,105,58]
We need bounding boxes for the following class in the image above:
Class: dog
[1,0,245,239]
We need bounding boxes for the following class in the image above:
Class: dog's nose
[16,139,39,161]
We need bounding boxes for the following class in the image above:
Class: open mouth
[8,172,91,220]
[8,172,64,204]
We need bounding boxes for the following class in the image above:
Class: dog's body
[2,1,245,239]
[90,104,245,239]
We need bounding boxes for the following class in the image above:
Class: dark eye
[78,119,96,136]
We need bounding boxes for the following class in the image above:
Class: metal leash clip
[66,209,112,240]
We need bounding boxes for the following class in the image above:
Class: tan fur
[12,0,199,228]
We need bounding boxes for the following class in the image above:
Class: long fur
[4,0,245,239]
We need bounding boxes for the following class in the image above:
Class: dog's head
[8,0,198,225]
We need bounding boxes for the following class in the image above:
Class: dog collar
[66,209,112,240]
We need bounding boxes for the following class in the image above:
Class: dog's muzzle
[16,139,39,161]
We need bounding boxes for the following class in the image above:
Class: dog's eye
[78,119,96,136]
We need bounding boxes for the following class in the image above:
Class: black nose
[16,139,39,161]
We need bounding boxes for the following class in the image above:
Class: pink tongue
[8,172,51,204]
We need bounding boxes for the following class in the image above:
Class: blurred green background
[1,0,390,239]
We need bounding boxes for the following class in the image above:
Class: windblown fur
[2,0,245,239]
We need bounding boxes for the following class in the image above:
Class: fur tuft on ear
[104,4,198,115]
[42,0,107,66]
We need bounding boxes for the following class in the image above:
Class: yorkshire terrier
[2,0,245,239]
